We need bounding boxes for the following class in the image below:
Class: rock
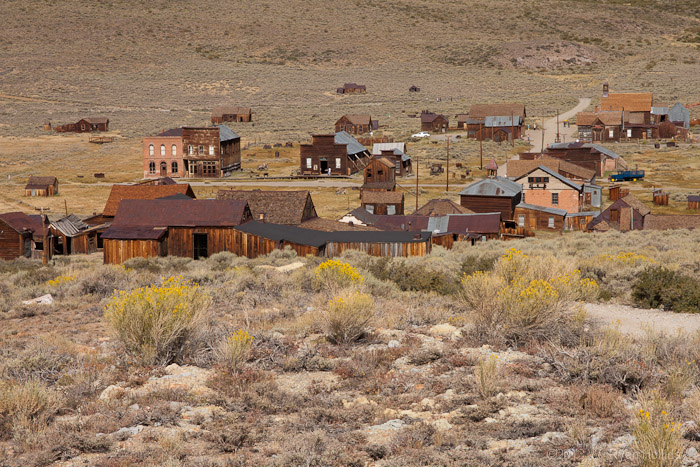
[276,371,339,396]
[540,432,567,444]
[128,404,140,412]
[181,405,223,423]
[134,364,215,398]
[364,419,405,444]
[429,323,461,339]
[432,418,453,432]
[687,447,698,458]
[342,396,377,409]
[388,340,400,348]
[419,398,435,410]
[99,384,126,401]
[112,425,144,440]
[275,261,305,273]
[22,294,53,305]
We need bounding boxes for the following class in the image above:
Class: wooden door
[193,233,208,259]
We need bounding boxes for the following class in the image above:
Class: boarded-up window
[306,158,312,169]
[548,216,555,228]
[335,158,341,169]
[518,215,525,227]
[610,209,620,222]
[387,205,396,215]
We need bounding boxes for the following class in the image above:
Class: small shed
[50,214,103,255]
[688,195,700,210]
[653,189,669,206]
[361,191,404,216]
[565,211,600,231]
[409,86,420,93]
[337,83,366,94]
[25,176,58,196]
[211,106,252,123]
[514,203,567,231]
[362,157,396,192]
[0,212,35,260]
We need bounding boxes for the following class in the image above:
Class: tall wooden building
[458,176,522,221]
[299,132,371,175]
[372,143,411,176]
[361,157,396,192]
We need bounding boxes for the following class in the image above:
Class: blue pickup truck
[609,170,645,182]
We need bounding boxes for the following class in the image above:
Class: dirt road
[525,97,591,153]
[584,302,700,337]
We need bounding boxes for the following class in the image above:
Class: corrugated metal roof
[372,143,406,154]
[651,106,669,115]
[484,116,520,127]
[102,226,167,240]
[567,211,600,217]
[547,142,619,160]
[335,131,368,156]
[50,214,91,237]
[103,184,196,217]
[516,202,568,217]
[688,195,700,203]
[0,212,36,234]
[458,176,522,197]
[216,125,240,142]
[110,199,249,229]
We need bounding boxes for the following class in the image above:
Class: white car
[411,131,430,138]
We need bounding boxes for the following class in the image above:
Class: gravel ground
[584,302,700,337]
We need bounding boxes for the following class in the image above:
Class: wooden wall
[460,194,520,221]
[325,240,429,258]
[299,135,350,175]
[0,220,31,260]
[103,239,165,264]
[514,207,565,231]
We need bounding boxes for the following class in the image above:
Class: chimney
[602,82,609,98]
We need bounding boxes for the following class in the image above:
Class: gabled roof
[361,191,404,205]
[487,158,498,171]
[340,207,379,225]
[216,190,315,225]
[688,195,700,203]
[158,128,184,137]
[50,214,94,237]
[0,212,36,234]
[334,131,369,156]
[342,83,366,90]
[515,165,583,191]
[413,199,474,216]
[515,202,568,217]
[361,181,396,191]
[373,143,406,154]
[103,184,196,217]
[369,212,501,234]
[340,114,371,125]
[601,92,653,113]
[620,194,651,216]
[547,142,619,160]
[216,125,240,142]
[25,176,57,189]
[468,104,526,120]
[459,176,522,197]
[372,157,396,169]
[300,217,377,232]
[211,106,251,117]
[420,112,446,123]
[576,111,623,126]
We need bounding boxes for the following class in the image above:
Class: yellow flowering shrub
[103,276,210,365]
[324,290,374,344]
[632,390,683,467]
[216,329,253,373]
[46,275,75,287]
[601,251,656,266]
[314,260,364,292]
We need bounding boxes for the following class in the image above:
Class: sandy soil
[525,97,591,153]
[584,302,700,337]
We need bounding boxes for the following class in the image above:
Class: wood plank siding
[325,240,429,258]
[103,239,165,264]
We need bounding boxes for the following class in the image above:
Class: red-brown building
[211,106,252,123]
[0,212,37,260]
[361,191,404,215]
[335,114,375,135]
[545,142,626,177]
[25,176,58,197]
[420,111,448,132]
[142,126,241,179]
[458,177,523,221]
[514,166,584,214]
[216,190,317,225]
[53,117,109,133]
[337,83,366,94]
[466,103,526,139]
[361,157,396,192]
[299,132,371,175]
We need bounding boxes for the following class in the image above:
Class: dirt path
[525,97,591,153]
[584,302,700,337]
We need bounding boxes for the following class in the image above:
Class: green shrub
[632,266,700,312]
[103,276,211,365]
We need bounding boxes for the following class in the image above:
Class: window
[548,217,555,228]
[149,161,156,174]
[188,145,194,155]
[160,144,165,156]
[335,158,341,169]
[551,193,559,205]
[609,129,614,138]
[209,145,214,156]
[627,129,632,138]
[171,144,177,156]
[366,205,374,214]
[518,215,525,227]
[610,209,620,222]
[527,176,549,184]
[171,161,178,174]
[387,205,396,215]
[306,158,312,169]
[199,145,204,155]
[149,144,154,156]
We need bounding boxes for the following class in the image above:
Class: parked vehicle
[609,170,645,182]
[411,131,430,138]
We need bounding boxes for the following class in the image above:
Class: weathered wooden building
[413,199,474,216]
[587,195,650,232]
[466,104,525,139]
[576,111,624,143]
[299,132,371,175]
[0,212,37,260]
[361,157,396,192]
[361,191,404,215]
[514,166,584,214]
[335,114,375,135]
[143,126,241,179]
[102,183,196,218]
[216,190,317,224]
[211,106,252,123]
[458,177,523,221]
[565,211,600,231]
[102,199,252,264]
[420,111,448,132]
[372,143,411,176]
[600,83,652,125]
[409,86,420,93]
[507,158,596,183]
[545,142,626,177]
[514,203,567,231]
[54,117,109,133]
[25,176,58,197]
[50,214,103,255]
[337,83,366,94]
[688,195,700,210]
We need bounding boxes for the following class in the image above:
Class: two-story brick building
[513,166,583,214]
[142,125,240,179]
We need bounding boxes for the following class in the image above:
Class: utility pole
[511,111,515,147]
[540,117,545,157]
[479,123,483,170]
[415,153,419,211]
[555,110,561,144]
[38,207,48,265]
[446,136,450,192]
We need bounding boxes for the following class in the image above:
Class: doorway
[160,162,167,176]
[193,233,208,259]
[319,157,328,173]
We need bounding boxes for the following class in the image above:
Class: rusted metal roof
[216,190,315,225]
[334,131,369,156]
[515,203,568,217]
[413,199,473,216]
[342,114,372,125]
[101,226,167,240]
[420,112,446,123]
[25,176,57,189]
[468,104,526,120]
[103,184,196,217]
[109,199,250,228]
[50,214,92,237]
[0,212,36,234]
[459,176,522,197]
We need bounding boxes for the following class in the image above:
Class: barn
[25,176,58,197]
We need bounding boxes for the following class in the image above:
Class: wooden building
[211,106,252,123]
[688,195,700,210]
[54,117,109,133]
[102,199,252,264]
[545,142,626,177]
[337,83,366,94]
[143,126,241,179]
[587,195,650,232]
[216,190,317,224]
[600,83,652,125]
[0,212,37,260]
[458,176,523,221]
[456,114,469,129]
[466,103,525,139]
[299,132,371,175]
[477,116,522,142]
[576,111,623,143]
[409,86,420,93]
[372,143,411,176]
[514,203,567,231]
[420,111,448,132]
[653,189,669,206]
[361,157,396,192]
[507,158,596,183]
[565,211,600,231]
[514,166,584,214]
[50,214,103,255]
[413,199,473,216]
[335,114,375,135]
[102,183,196,218]
[361,191,404,215]
[25,176,58,197]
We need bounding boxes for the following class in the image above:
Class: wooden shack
[565,211,600,231]
[409,86,420,93]
[420,111,448,132]
[653,189,669,206]
[211,106,252,123]
[608,185,629,202]
[102,199,251,264]
[337,83,366,94]
[216,190,317,224]
[546,142,625,177]
[25,176,58,197]
[466,103,526,138]
[587,195,650,232]
[361,157,396,192]
[458,177,523,221]
[0,212,36,260]
[514,203,567,231]
[361,191,404,216]
[54,117,109,133]
[688,195,700,210]
[335,114,374,135]
[50,214,104,255]
[372,143,411,176]
[102,183,196,218]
